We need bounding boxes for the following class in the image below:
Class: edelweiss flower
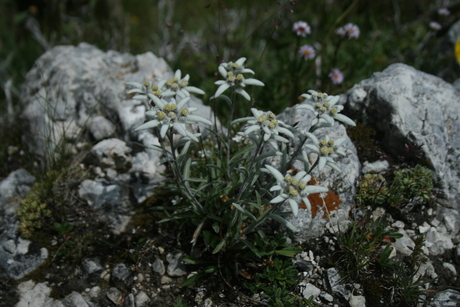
[214,58,264,100]
[299,45,316,60]
[264,165,328,216]
[336,23,360,39]
[135,96,212,142]
[157,70,205,98]
[125,81,173,100]
[329,68,344,84]
[303,133,346,171]
[297,90,355,127]
[240,109,295,150]
[293,21,311,37]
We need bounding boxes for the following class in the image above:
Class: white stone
[300,282,321,299]
[349,295,366,307]
[362,160,389,174]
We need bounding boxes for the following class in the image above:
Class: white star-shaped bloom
[297,90,355,127]
[264,165,328,216]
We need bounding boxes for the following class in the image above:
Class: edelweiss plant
[126,57,355,279]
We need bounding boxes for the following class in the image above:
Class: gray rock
[62,291,95,307]
[78,178,132,234]
[88,115,116,141]
[299,282,321,300]
[81,258,103,275]
[135,291,150,307]
[326,267,351,301]
[428,289,460,306]
[277,106,360,241]
[346,63,460,213]
[0,169,35,215]
[106,287,123,305]
[89,138,132,171]
[349,295,366,307]
[0,237,48,280]
[152,257,165,275]
[111,263,132,291]
[166,251,187,277]
[124,293,135,307]
[361,160,389,174]
[15,280,63,307]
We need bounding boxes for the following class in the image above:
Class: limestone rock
[277,106,360,241]
[346,63,460,212]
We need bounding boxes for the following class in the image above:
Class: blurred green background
[0,0,459,176]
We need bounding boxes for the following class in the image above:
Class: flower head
[135,96,212,142]
[297,90,355,127]
[336,23,360,39]
[214,58,264,100]
[157,70,205,99]
[329,68,344,84]
[429,21,442,31]
[240,108,295,150]
[293,21,311,37]
[303,133,347,171]
[438,8,450,16]
[264,165,328,216]
[299,45,316,60]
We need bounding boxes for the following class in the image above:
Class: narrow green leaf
[240,239,261,257]
[274,246,302,257]
[181,272,205,287]
[212,239,226,254]
[268,214,297,231]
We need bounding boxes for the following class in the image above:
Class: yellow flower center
[168,112,176,119]
[157,111,166,120]
[181,108,189,116]
[289,186,298,196]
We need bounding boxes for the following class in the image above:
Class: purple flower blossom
[299,45,315,60]
[336,23,360,39]
[293,21,311,37]
[429,21,442,31]
[329,68,344,84]
[438,8,450,16]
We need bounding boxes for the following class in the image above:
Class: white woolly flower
[297,90,355,127]
[135,96,212,142]
[303,133,346,172]
[239,108,295,151]
[125,81,173,100]
[157,70,205,99]
[264,165,328,216]
[214,58,264,100]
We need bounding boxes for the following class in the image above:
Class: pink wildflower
[336,23,360,39]
[293,21,311,37]
[429,21,442,31]
[329,68,344,84]
[299,45,315,60]
[438,8,450,16]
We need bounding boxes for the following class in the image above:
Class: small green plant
[126,58,355,283]
[244,258,306,307]
[172,297,188,307]
[335,217,403,278]
[356,173,388,206]
[388,164,433,208]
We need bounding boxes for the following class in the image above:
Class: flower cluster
[134,96,212,141]
[127,71,211,142]
[265,165,328,216]
[214,57,264,100]
[438,8,450,16]
[293,21,311,37]
[297,90,355,127]
[240,108,295,151]
[303,134,346,171]
[336,23,360,39]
